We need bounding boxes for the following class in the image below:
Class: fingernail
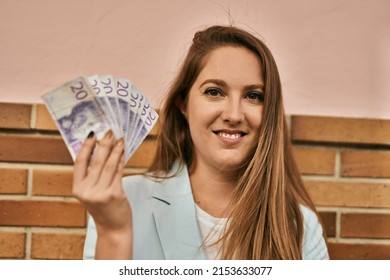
[116,138,125,147]
[104,130,113,139]
[87,131,95,138]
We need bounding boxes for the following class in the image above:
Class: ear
[175,96,188,119]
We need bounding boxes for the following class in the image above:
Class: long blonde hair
[148,25,323,259]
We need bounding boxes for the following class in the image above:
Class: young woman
[74,25,329,260]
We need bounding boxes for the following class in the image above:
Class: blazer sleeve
[83,215,97,260]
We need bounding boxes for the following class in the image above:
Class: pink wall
[1,0,389,119]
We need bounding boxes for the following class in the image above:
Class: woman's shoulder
[122,161,189,193]
[299,205,320,226]
[122,173,160,187]
[299,205,329,260]
[121,173,164,198]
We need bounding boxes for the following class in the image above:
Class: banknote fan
[42,76,158,163]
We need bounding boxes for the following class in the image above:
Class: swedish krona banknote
[42,76,158,163]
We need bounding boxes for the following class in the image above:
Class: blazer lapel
[151,163,206,260]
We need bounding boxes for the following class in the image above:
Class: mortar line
[336,210,341,240]
[302,175,390,184]
[30,104,37,129]
[25,227,31,260]
[326,237,390,245]
[335,149,341,179]
[27,168,33,197]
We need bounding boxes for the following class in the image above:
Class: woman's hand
[73,130,132,259]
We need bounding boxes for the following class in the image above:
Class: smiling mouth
[218,132,241,139]
[214,131,246,140]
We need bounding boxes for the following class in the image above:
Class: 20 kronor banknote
[42,76,158,163]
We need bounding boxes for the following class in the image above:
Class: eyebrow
[199,79,264,91]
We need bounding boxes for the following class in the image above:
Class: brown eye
[245,91,264,103]
[203,87,223,97]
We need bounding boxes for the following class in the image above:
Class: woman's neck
[189,162,237,218]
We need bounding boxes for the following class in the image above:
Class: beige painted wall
[0,0,389,119]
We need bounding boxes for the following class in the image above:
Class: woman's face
[183,46,264,174]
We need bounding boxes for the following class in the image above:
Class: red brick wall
[0,103,389,259]
[291,116,390,259]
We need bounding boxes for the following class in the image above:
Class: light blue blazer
[83,163,329,260]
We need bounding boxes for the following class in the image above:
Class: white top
[195,204,228,259]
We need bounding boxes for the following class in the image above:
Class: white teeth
[218,132,241,139]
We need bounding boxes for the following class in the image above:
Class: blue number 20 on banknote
[42,76,158,163]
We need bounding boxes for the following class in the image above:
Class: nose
[221,96,244,124]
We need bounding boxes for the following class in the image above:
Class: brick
[293,146,336,175]
[127,138,157,168]
[148,118,159,136]
[328,243,390,260]
[0,103,31,130]
[32,169,73,197]
[0,134,72,164]
[0,200,85,227]
[35,104,57,131]
[318,211,336,238]
[304,180,390,208]
[341,150,390,178]
[0,232,25,258]
[341,213,390,239]
[31,233,85,260]
[0,168,27,194]
[291,116,390,145]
